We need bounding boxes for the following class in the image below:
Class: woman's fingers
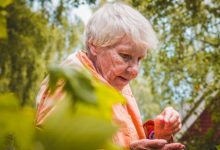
[163,107,179,128]
[155,114,165,129]
[130,140,185,150]
[173,123,182,134]
[154,107,182,139]
[165,107,179,123]
[169,114,182,134]
[154,115,172,139]
[162,143,185,150]
[167,115,181,130]
[145,139,168,148]
[162,107,174,122]
[130,139,168,150]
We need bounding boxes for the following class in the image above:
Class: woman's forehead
[113,39,147,55]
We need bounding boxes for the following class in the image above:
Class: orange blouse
[36,51,151,148]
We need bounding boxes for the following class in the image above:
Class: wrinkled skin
[88,37,183,150]
[88,37,145,90]
[154,107,182,140]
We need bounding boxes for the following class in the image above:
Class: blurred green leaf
[0,0,13,8]
[49,66,97,105]
[94,81,125,119]
[38,67,125,150]
[0,93,35,150]
[38,110,117,150]
[37,95,121,150]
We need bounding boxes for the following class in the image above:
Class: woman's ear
[88,39,98,56]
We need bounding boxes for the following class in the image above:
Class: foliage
[179,93,220,150]
[27,0,96,25]
[124,0,220,115]
[0,67,125,150]
[0,0,82,105]
[0,0,13,38]
[123,0,220,148]
[0,1,125,149]
[0,93,35,150]
[38,66,125,150]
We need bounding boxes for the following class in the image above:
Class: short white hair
[84,2,158,51]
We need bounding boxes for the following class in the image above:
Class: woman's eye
[119,53,132,61]
[138,57,143,62]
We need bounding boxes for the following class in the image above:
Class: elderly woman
[36,2,184,150]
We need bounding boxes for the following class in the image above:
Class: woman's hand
[154,107,182,140]
[130,139,185,150]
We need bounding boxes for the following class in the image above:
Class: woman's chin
[111,80,129,91]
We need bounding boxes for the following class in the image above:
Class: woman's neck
[85,50,102,76]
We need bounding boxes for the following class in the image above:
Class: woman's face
[94,38,147,90]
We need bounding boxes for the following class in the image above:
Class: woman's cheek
[113,64,128,76]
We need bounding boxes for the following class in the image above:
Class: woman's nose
[127,64,139,78]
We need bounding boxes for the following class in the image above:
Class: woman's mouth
[118,76,129,82]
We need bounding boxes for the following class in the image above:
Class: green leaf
[38,66,126,150]
[69,70,97,104]
[38,98,117,150]
[0,93,35,150]
[0,0,13,8]
[48,66,97,105]
[0,93,18,110]
[94,81,125,119]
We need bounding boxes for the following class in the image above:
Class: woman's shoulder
[60,51,83,68]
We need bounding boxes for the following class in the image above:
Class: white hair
[84,2,158,51]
